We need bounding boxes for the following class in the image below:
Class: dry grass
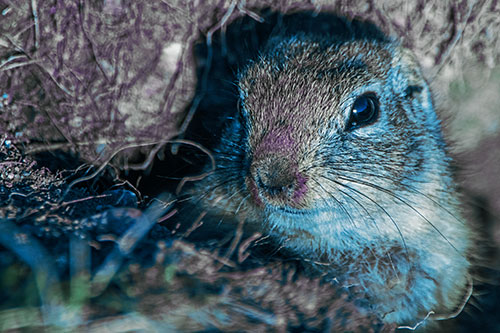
[1,0,499,331]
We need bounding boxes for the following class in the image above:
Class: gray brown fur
[189,31,473,326]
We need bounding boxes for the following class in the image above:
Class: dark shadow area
[31,149,119,194]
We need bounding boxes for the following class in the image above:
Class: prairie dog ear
[390,46,428,99]
[390,45,441,133]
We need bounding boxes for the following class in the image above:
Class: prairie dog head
[233,34,470,254]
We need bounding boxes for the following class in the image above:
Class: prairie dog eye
[347,93,379,130]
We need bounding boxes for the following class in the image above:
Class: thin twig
[0,55,29,70]
[157,208,177,223]
[237,0,264,22]
[207,0,237,47]
[24,140,112,154]
[35,61,76,98]
[172,0,237,150]
[39,107,76,150]
[126,142,167,171]
[216,215,245,270]
[173,139,216,194]
[77,0,111,83]
[0,161,23,166]
[237,232,262,263]
[31,0,40,50]
[431,0,478,79]
[59,141,165,202]
[52,194,112,209]
[182,211,206,238]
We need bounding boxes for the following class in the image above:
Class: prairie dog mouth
[267,205,314,216]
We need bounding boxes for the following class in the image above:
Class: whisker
[334,173,462,255]
[185,174,242,206]
[319,165,464,225]
[319,174,409,254]
[225,185,247,203]
[311,178,356,230]
[333,186,399,276]
[335,187,381,234]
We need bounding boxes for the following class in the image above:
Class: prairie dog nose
[254,158,296,197]
[249,155,309,207]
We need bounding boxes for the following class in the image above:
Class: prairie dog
[187,25,473,326]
